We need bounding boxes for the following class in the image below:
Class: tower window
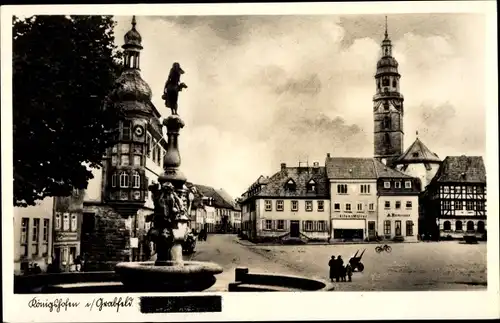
[392,79,397,88]
[119,172,129,188]
[122,120,132,140]
[383,116,391,129]
[384,133,391,145]
[382,77,389,86]
[132,171,141,188]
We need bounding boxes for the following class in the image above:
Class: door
[290,220,300,238]
[53,247,61,269]
[368,221,376,238]
[395,220,402,236]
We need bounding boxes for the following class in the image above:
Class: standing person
[74,255,82,272]
[345,263,353,282]
[336,255,344,282]
[328,256,336,282]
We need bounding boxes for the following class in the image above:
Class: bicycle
[375,244,392,253]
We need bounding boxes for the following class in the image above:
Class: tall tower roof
[123,15,143,50]
[376,16,399,72]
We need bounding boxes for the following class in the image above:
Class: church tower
[373,17,404,166]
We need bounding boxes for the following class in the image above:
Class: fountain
[114,62,223,292]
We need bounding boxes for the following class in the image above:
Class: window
[405,181,412,188]
[477,221,485,233]
[384,201,390,209]
[360,184,370,194]
[392,79,397,88]
[357,203,363,211]
[121,143,130,154]
[277,220,285,230]
[395,201,401,209]
[384,220,391,236]
[456,186,461,194]
[291,200,298,211]
[156,147,162,165]
[368,203,374,211]
[466,201,474,211]
[382,77,389,86]
[455,200,463,210]
[304,220,314,231]
[405,201,412,209]
[63,213,70,231]
[337,184,348,194]
[265,200,272,211]
[276,200,284,211]
[406,221,414,236]
[443,186,450,193]
[146,134,152,158]
[112,145,118,153]
[132,171,141,188]
[318,221,326,232]
[477,201,485,211]
[55,213,61,230]
[111,155,118,166]
[71,214,77,232]
[334,203,341,211]
[305,201,313,212]
[134,155,142,166]
[345,203,351,211]
[152,140,157,161]
[395,220,402,236]
[443,221,451,231]
[395,181,401,189]
[307,180,316,192]
[286,180,296,192]
[455,220,463,231]
[111,173,117,188]
[133,144,143,155]
[21,218,29,256]
[119,172,129,188]
[384,181,390,189]
[31,218,40,255]
[265,220,272,230]
[121,155,130,166]
[466,221,474,232]
[383,116,391,129]
[466,186,473,194]
[317,201,324,212]
[42,219,49,256]
[122,120,131,140]
[443,200,451,210]
[384,133,391,145]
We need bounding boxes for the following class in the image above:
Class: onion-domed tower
[106,16,157,216]
[373,17,404,167]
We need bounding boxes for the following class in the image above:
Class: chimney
[327,153,331,158]
[281,163,286,171]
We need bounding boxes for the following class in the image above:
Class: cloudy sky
[113,13,486,198]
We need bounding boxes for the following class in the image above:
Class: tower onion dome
[377,56,399,68]
[110,16,152,104]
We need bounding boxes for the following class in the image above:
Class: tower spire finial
[416,130,419,138]
[131,15,137,28]
[384,15,388,39]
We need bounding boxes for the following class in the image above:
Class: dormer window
[412,152,419,157]
[307,179,317,193]
[285,179,296,192]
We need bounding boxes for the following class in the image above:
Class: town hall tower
[373,18,404,166]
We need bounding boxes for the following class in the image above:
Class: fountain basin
[115,261,223,292]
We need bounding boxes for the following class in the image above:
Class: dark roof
[325,157,413,179]
[394,138,441,164]
[216,188,240,211]
[194,184,234,209]
[252,166,329,198]
[432,156,486,184]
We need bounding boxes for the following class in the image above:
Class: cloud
[113,14,486,197]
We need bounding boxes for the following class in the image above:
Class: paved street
[187,234,487,291]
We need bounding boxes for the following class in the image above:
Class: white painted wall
[83,167,103,203]
[377,195,419,242]
[397,163,440,191]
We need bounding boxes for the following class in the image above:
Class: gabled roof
[394,138,441,164]
[251,166,329,198]
[431,156,486,184]
[194,184,234,209]
[216,188,238,210]
[325,157,414,179]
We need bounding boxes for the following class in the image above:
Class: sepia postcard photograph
[1,1,499,322]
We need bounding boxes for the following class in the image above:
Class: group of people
[328,255,353,282]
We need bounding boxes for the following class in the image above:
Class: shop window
[384,220,391,236]
[277,220,285,230]
[395,220,402,236]
[466,221,475,232]
[443,221,451,231]
[455,221,463,231]
[265,220,272,230]
[265,200,272,211]
[318,221,326,232]
[276,200,284,211]
[304,220,314,232]
[405,220,414,236]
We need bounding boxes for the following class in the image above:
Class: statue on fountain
[162,62,188,115]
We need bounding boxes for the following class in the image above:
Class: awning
[332,219,365,230]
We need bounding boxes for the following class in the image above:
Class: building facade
[421,156,487,240]
[240,163,330,243]
[13,198,53,274]
[373,21,405,166]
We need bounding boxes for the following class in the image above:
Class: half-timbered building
[421,156,486,240]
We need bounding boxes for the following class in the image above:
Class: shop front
[381,212,418,242]
[331,214,367,241]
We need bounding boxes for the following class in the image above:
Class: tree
[13,15,123,207]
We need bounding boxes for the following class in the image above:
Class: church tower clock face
[134,125,144,137]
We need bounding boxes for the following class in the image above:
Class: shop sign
[335,214,367,219]
[387,213,411,218]
[55,232,78,241]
